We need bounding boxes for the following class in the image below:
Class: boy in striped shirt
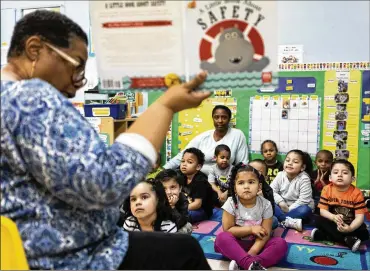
[311,160,369,252]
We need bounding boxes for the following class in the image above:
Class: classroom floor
[207,259,296,270]
[195,209,370,270]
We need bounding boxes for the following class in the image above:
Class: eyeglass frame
[44,42,87,88]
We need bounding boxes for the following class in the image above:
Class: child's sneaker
[310,228,326,241]
[344,236,361,252]
[248,261,266,270]
[282,217,302,231]
[229,260,240,270]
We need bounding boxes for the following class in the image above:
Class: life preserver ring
[199,19,265,62]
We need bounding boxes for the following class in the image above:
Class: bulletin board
[322,70,362,178]
[178,97,237,152]
[148,63,370,191]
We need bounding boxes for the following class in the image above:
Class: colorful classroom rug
[192,208,370,270]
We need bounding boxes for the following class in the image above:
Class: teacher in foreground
[164,105,249,175]
[1,10,211,270]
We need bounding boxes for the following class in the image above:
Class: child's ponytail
[302,152,313,176]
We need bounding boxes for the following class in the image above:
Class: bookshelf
[114,118,137,139]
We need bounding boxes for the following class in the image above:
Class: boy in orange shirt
[311,159,369,252]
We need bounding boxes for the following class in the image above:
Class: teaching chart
[90,1,185,91]
[249,95,320,156]
[323,70,361,178]
[178,97,237,151]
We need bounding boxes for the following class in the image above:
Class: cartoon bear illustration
[200,25,269,73]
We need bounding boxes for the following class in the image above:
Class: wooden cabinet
[113,118,136,139]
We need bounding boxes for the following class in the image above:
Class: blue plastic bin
[84,104,127,119]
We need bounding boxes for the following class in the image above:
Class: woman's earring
[30,60,36,78]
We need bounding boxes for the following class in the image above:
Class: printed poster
[90,1,185,91]
[278,45,304,64]
[185,0,278,90]
[323,70,361,180]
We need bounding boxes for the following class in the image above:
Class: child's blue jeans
[272,216,279,229]
[274,204,312,222]
[189,209,208,223]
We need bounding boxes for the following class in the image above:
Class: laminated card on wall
[185,0,279,91]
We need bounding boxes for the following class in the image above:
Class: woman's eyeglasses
[44,42,87,88]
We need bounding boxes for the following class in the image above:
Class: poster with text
[90,1,185,92]
[184,0,278,90]
[278,45,304,64]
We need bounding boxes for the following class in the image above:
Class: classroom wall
[2,1,369,62]
[149,69,370,190]
[277,1,370,62]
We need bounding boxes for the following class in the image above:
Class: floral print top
[1,79,155,270]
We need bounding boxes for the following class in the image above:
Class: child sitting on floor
[311,150,333,202]
[208,144,233,205]
[214,163,287,270]
[155,169,192,234]
[179,147,217,223]
[261,140,283,184]
[270,149,314,231]
[120,180,177,233]
[311,159,369,252]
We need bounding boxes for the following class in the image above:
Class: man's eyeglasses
[44,42,87,88]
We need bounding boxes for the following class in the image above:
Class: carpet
[192,208,370,270]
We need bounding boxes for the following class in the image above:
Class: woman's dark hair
[155,169,184,187]
[215,144,231,156]
[8,10,88,58]
[121,179,174,230]
[331,159,355,176]
[212,105,232,119]
[286,149,313,176]
[261,140,279,153]
[183,147,205,166]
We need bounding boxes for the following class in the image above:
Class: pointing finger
[183,71,207,90]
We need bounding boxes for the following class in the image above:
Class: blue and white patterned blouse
[1,79,156,270]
